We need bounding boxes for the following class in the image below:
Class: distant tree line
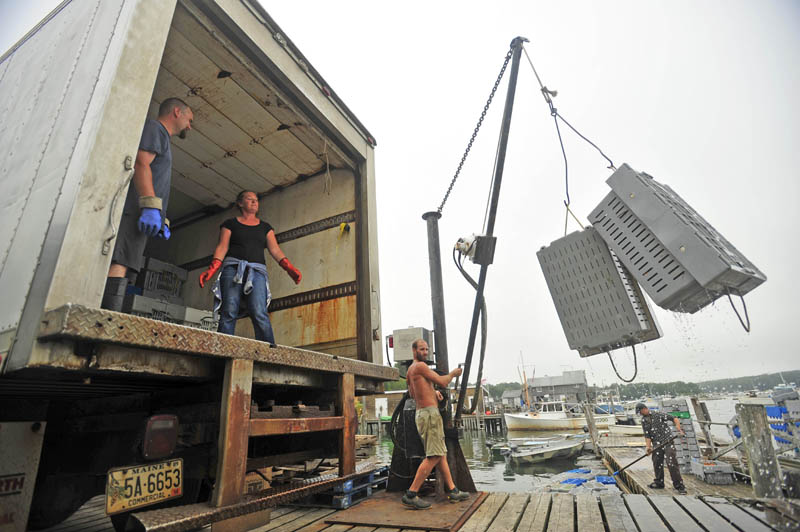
[695,370,800,393]
[479,371,799,401]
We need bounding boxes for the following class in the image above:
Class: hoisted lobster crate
[537,227,661,357]
[588,164,766,313]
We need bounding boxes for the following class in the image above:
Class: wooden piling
[690,397,715,455]
[583,402,600,458]
[735,403,782,498]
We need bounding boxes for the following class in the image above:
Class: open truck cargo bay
[0,0,396,530]
[1,0,384,377]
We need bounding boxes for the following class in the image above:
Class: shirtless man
[402,339,470,510]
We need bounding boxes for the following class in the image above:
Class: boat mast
[519,352,532,412]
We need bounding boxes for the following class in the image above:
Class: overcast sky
[2,1,798,387]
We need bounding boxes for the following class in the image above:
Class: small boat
[607,424,644,436]
[489,434,585,460]
[504,401,616,431]
[506,437,586,464]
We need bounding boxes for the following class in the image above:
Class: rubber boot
[101,277,128,312]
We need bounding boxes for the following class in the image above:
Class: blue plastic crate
[595,476,617,485]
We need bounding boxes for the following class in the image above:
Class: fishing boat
[607,424,644,436]
[506,436,586,464]
[504,401,617,430]
[488,433,585,460]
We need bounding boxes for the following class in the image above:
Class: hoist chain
[437,47,514,214]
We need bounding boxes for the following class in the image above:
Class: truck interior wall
[148,167,358,356]
[6,0,382,372]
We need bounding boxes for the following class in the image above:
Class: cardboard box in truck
[0,1,395,530]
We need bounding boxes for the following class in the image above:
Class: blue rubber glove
[138,208,162,237]
[158,222,171,240]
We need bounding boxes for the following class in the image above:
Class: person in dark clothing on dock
[637,403,687,494]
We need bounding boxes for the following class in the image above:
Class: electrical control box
[392,327,434,363]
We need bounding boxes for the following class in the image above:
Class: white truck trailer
[0,1,395,530]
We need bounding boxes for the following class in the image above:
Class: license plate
[106,458,183,515]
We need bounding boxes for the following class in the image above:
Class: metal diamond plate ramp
[537,227,661,357]
[588,164,766,313]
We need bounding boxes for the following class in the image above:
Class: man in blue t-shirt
[101,97,193,311]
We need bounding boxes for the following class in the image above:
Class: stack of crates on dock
[660,398,701,473]
[690,457,735,485]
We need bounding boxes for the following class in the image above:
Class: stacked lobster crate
[122,257,218,330]
[538,164,766,362]
[659,398,701,474]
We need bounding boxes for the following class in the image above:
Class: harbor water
[370,428,589,493]
[368,398,740,493]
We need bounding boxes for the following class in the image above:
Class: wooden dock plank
[486,493,528,532]
[320,525,356,532]
[601,445,754,498]
[264,508,337,532]
[293,519,337,532]
[647,495,703,532]
[546,493,573,532]
[703,498,773,532]
[516,492,550,532]
[575,494,603,532]
[672,496,737,532]
[256,509,309,532]
[598,495,637,532]
[460,492,509,532]
[623,494,669,532]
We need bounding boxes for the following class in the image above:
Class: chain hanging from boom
[437,48,514,214]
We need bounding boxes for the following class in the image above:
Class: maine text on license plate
[106,458,182,514]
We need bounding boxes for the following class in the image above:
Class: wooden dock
[598,434,755,498]
[41,490,799,532]
[264,491,798,532]
[460,414,505,434]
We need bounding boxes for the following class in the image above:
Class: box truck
[0,1,395,530]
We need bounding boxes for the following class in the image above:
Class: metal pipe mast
[455,37,527,421]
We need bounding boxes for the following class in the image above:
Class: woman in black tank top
[198,191,302,344]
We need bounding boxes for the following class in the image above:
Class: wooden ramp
[268,493,798,532]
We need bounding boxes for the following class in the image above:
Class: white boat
[607,424,644,436]
[508,437,586,464]
[504,401,617,431]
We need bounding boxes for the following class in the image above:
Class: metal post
[736,403,782,498]
[455,37,527,420]
[423,211,449,373]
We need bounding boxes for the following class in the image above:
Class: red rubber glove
[279,257,301,284]
[198,259,222,288]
